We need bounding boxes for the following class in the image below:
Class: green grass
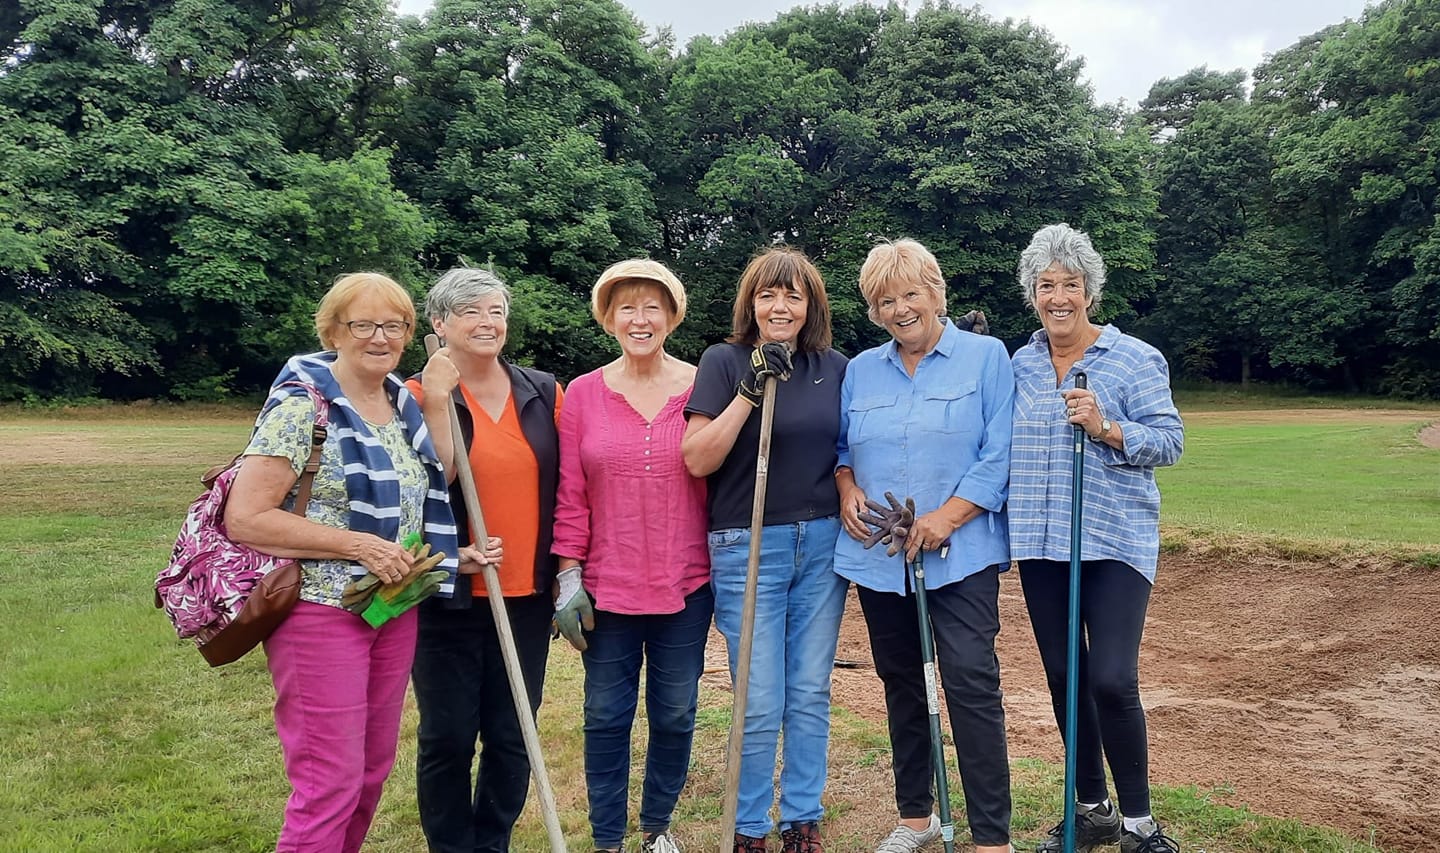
[0,406,1406,851]
[1157,411,1440,559]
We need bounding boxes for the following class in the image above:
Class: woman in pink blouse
[551,259,710,853]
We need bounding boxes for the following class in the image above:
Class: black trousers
[1018,559,1153,817]
[411,593,552,853]
[857,566,1011,847]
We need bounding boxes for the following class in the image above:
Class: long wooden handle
[720,375,778,850]
[423,335,567,852]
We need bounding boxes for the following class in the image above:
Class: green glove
[736,342,794,407]
[360,569,447,628]
[342,534,446,617]
[551,566,595,651]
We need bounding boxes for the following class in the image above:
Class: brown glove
[858,492,915,558]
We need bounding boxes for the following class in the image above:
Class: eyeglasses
[344,320,411,340]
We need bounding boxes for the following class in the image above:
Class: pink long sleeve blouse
[551,368,710,615]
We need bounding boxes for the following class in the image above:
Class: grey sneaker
[875,814,941,853]
[1034,802,1122,852]
[643,831,683,853]
[1119,819,1179,853]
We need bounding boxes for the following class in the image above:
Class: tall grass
[0,412,1399,851]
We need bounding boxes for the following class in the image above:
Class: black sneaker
[1119,819,1179,853]
[1034,802,1122,852]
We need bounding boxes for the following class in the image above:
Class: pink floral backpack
[155,383,329,666]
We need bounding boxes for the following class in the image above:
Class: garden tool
[1062,372,1089,853]
[719,372,778,853]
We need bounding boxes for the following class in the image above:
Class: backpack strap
[290,424,326,517]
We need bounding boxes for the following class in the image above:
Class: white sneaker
[643,831,682,853]
[875,814,942,853]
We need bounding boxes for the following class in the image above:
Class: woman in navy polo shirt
[682,247,848,853]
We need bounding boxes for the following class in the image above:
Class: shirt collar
[885,317,957,368]
[1026,323,1119,354]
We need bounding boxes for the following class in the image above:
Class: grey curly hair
[1017,224,1106,312]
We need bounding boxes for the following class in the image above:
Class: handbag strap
[289,424,327,517]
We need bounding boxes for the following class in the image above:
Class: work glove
[736,342,794,407]
[342,534,446,621]
[552,566,595,651]
[359,567,447,628]
[955,309,990,336]
[858,491,915,558]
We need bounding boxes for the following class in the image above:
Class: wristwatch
[1091,418,1113,442]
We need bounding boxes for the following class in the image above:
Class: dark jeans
[1018,559,1153,816]
[857,566,1011,847]
[582,585,714,848]
[411,593,552,853]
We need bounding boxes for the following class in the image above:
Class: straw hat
[591,259,687,331]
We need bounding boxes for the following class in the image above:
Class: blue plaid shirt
[834,319,1013,593]
[1009,325,1184,582]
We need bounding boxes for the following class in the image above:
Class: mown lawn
[0,403,1410,851]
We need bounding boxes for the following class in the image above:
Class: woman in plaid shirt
[1009,224,1185,853]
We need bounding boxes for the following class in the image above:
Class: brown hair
[314,272,417,350]
[727,246,833,352]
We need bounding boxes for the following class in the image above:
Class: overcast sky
[392,0,1376,106]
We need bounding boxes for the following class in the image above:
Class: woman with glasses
[404,267,565,853]
[225,272,495,851]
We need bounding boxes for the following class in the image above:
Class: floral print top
[244,395,428,608]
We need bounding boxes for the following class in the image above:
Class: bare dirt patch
[703,552,1439,848]
[1419,422,1440,449]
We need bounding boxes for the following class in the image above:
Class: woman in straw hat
[551,259,712,853]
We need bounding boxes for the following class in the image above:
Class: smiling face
[753,282,809,346]
[334,290,409,380]
[875,279,944,353]
[432,292,508,361]
[1033,261,1094,342]
[607,281,673,358]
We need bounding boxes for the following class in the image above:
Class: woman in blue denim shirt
[682,247,849,853]
[833,239,1015,853]
[1010,224,1184,853]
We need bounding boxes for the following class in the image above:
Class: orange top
[406,378,563,597]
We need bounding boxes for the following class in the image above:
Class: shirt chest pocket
[918,381,980,434]
[848,394,897,446]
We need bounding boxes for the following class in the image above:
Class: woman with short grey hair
[1008,224,1184,853]
[405,266,564,853]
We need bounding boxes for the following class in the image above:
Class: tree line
[2,0,1436,400]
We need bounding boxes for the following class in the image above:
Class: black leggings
[1018,559,1153,816]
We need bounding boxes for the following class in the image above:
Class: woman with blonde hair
[834,239,1014,853]
[551,259,711,853]
[682,247,849,853]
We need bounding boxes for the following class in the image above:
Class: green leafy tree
[0,0,429,399]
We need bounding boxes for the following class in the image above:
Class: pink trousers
[264,600,418,853]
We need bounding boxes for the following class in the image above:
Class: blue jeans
[583,585,714,848]
[708,516,848,838]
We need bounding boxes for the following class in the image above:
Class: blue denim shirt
[1009,325,1184,582]
[833,320,1014,594]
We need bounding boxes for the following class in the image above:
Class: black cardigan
[417,361,559,608]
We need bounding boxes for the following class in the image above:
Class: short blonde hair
[857,239,948,327]
[591,259,687,332]
[314,272,417,350]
